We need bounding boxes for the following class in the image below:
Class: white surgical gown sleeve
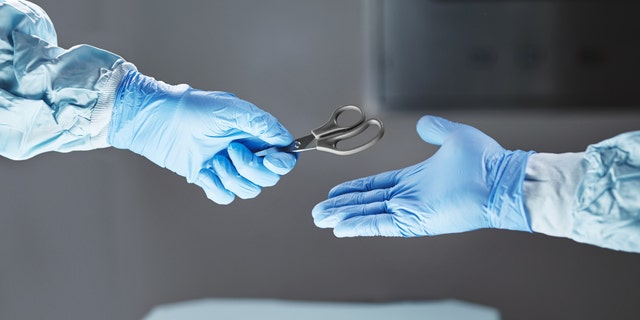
[0,0,135,160]
[524,131,640,253]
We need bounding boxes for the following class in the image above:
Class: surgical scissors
[255,105,384,156]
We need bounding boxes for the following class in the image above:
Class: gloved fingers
[416,115,467,146]
[320,188,390,209]
[227,142,280,187]
[333,214,402,237]
[313,202,388,228]
[194,169,235,205]
[328,170,399,198]
[211,154,262,199]
[263,152,297,175]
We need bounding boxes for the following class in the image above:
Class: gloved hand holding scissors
[109,70,297,205]
[313,115,534,237]
[110,84,383,204]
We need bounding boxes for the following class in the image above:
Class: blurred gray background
[1,0,639,319]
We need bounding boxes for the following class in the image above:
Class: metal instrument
[256,105,384,156]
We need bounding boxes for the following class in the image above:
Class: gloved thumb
[232,103,294,147]
[245,117,293,147]
[416,115,465,146]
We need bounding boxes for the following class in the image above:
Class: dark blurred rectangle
[369,0,640,110]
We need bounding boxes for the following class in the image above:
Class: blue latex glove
[108,70,296,204]
[312,115,534,237]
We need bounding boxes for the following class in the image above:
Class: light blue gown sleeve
[0,0,135,160]
[524,131,640,253]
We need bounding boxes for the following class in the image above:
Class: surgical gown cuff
[523,152,586,239]
[488,150,535,232]
[92,62,137,148]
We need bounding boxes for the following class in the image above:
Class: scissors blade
[290,134,316,152]
[253,134,316,157]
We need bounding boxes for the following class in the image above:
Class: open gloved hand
[108,70,296,204]
[312,115,534,237]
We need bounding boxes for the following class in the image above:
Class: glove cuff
[95,61,136,148]
[109,70,178,150]
[108,69,140,150]
[487,149,535,232]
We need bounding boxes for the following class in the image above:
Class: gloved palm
[312,116,533,237]
[108,70,296,204]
